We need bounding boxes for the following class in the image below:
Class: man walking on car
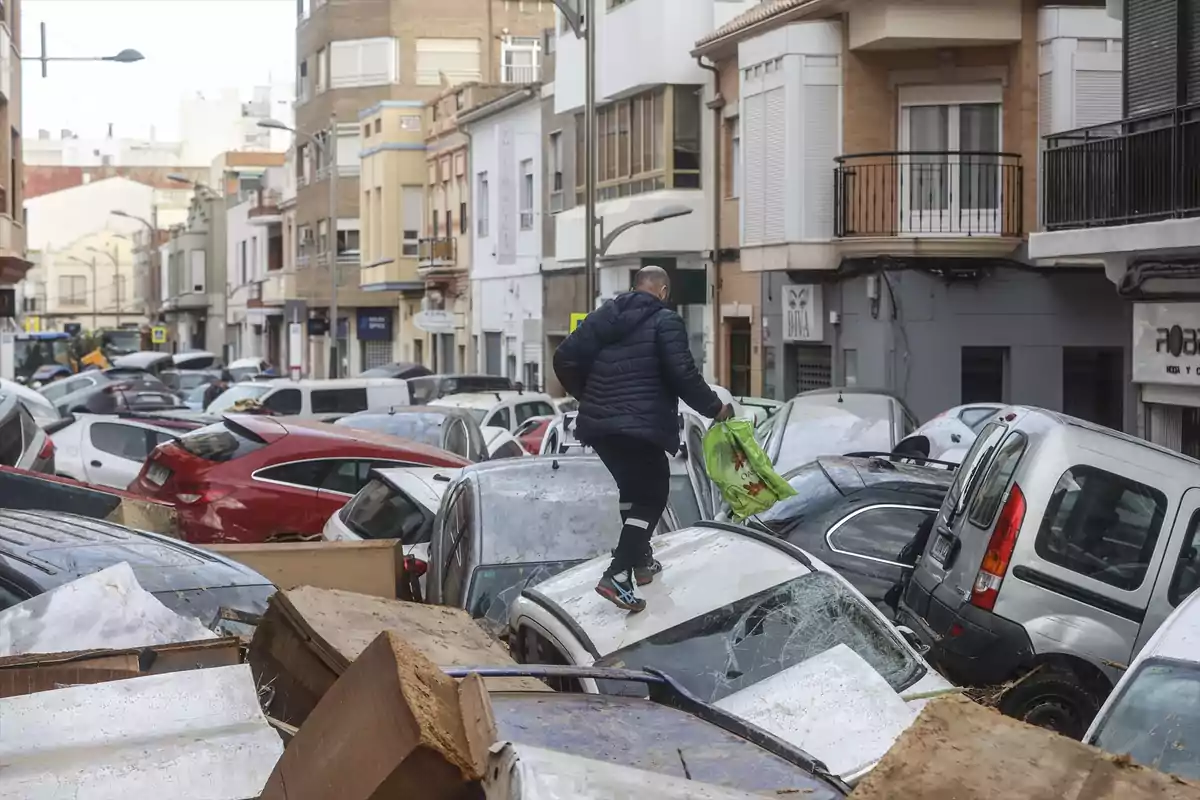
[554,266,732,612]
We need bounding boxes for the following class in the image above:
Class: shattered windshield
[468,560,582,637]
[1092,659,1200,780]
[594,572,922,703]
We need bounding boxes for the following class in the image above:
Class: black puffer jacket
[553,290,723,453]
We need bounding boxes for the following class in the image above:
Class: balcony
[502,63,540,84]
[247,188,283,227]
[833,151,1024,259]
[260,270,295,306]
[0,214,30,283]
[418,237,460,277]
[1042,105,1200,232]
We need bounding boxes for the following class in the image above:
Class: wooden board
[851,695,1200,800]
[205,540,401,599]
[249,587,548,727]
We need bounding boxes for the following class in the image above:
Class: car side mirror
[895,625,930,656]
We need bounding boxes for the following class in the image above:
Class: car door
[314,458,415,516]
[823,504,939,616]
[84,421,156,488]
[428,481,468,605]
[681,415,717,520]
[250,459,336,537]
[1134,487,1200,654]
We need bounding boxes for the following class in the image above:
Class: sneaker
[595,570,646,612]
[634,557,663,587]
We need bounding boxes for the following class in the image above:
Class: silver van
[899,406,1200,738]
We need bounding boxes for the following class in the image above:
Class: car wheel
[997,668,1101,739]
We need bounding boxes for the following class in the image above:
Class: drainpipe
[697,56,724,385]
[464,124,475,372]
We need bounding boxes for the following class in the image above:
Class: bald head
[635,265,670,301]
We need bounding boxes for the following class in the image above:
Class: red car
[515,416,555,455]
[129,414,469,543]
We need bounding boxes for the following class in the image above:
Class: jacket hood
[595,291,665,345]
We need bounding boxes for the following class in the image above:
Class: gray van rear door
[1137,487,1200,653]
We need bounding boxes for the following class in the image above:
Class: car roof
[230,415,471,464]
[814,455,955,495]
[0,509,270,593]
[1007,405,1200,470]
[525,525,812,658]
[1139,587,1200,665]
[342,405,474,420]
[431,391,551,408]
[112,351,172,368]
[260,377,408,389]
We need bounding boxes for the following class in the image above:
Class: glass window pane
[829,507,936,565]
[907,105,949,212]
[967,431,1028,528]
[618,101,630,178]
[652,91,664,170]
[959,103,1001,211]
[631,97,643,174]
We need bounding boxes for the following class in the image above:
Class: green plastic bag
[703,419,797,521]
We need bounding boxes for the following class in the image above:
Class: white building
[24,83,295,168]
[461,87,545,387]
[553,0,758,377]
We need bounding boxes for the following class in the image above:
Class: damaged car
[507,521,953,784]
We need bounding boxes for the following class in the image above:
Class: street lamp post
[597,205,694,258]
[23,23,143,77]
[68,255,98,331]
[553,0,598,310]
[111,208,159,323]
[87,245,121,326]
[259,118,340,378]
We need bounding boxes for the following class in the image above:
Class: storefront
[1133,302,1200,457]
[357,308,395,371]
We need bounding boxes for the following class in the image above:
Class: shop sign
[782,284,823,343]
[570,313,587,333]
[1133,302,1200,385]
[414,310,456,334]
[357,309,393,342]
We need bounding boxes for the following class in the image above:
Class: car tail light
[403,556,428,578]
[970,483,1026,612]
[38,437,55,461]
[175,486,229,505]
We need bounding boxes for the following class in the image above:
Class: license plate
[930,534,953,564]
[138,394,169,405]
[147,463,171,487]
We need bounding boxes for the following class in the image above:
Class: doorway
[899,85,1002,235]
[728,318,751,396]
[1063,347,1125,431]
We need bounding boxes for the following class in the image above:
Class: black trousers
[590,434,670,575]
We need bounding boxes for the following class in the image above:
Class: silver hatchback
[900,406,1200,738]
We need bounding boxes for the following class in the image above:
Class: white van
[205,377,410,417]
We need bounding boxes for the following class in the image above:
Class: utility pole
[583,0,597,310]
[328,111,339,379]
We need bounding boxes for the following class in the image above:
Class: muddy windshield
[594,571,922,703]
[1091,659,1200,780]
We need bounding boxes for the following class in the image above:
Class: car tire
[997,667,1102,739]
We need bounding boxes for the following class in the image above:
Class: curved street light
[23,23,144,76]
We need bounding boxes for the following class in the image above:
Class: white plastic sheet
[0,562,216,657]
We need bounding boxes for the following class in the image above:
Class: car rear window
[1034,465,1167,591]
[0,411,23,465]
[311,387,368,414]
[967,431,1029,529]
[176,420,268,462]
[944,420,1006,519]
[343,477,431,545]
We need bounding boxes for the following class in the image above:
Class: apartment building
[291,0,554,373]
[1029,0,1200,452]
[692,0,1135,429]
[0,0,28,296]
[460,84,545,387]
[227,167,286,365]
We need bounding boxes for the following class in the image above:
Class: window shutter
[1038,73,1053,137]
[360,38,395,85]
[1125,0,1179,116]
[803,84,839,239]
[1074,70,1123,127]
[329,41,360,89]
[742,92,765,245]
[763,87,786,242]
[416,39,482,86]
[1187,0,1200,103]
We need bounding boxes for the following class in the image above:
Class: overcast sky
[22,0,295,140]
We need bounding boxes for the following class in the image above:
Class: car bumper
[898,576,1033,687]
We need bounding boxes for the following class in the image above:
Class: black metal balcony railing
[418,236,457,267]
[834,151,1024,238]
[1042,103,1200,231]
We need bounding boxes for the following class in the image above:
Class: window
[828,506,938,565]
[240,240,248,285]
[440,485,475,605]
[262,388,302,414]
[459,201,468,234]
[728,116,741,198]
[961,346,1008,404]
[311,387,368,414]
[1170,511,1200,606]
[329,37,398,89]
[446,208,454,237]
[402,185,422,256]
[59,275,86,306]
[548,130,563,210]
[486,406,512,430]
[343,478,430,545]
[320,459,387,495]
[90,422,151,461]
[298,59,310,103]
[374,118,382,134]
[415,38,482,86]
[501,36,540,83]
[0,413,20,466]
[363,123,370,139]
[257,460,332,489]
[316,46,327,92]
[492,440,526,460]
[516,401,556,424]
[576,88,672,202]
[519,158,534,230]
[967,431,1028,528]
[1035,466,1167,591]
[476,172,489,237]
[673,87,701,187]
[431,209,440,238]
